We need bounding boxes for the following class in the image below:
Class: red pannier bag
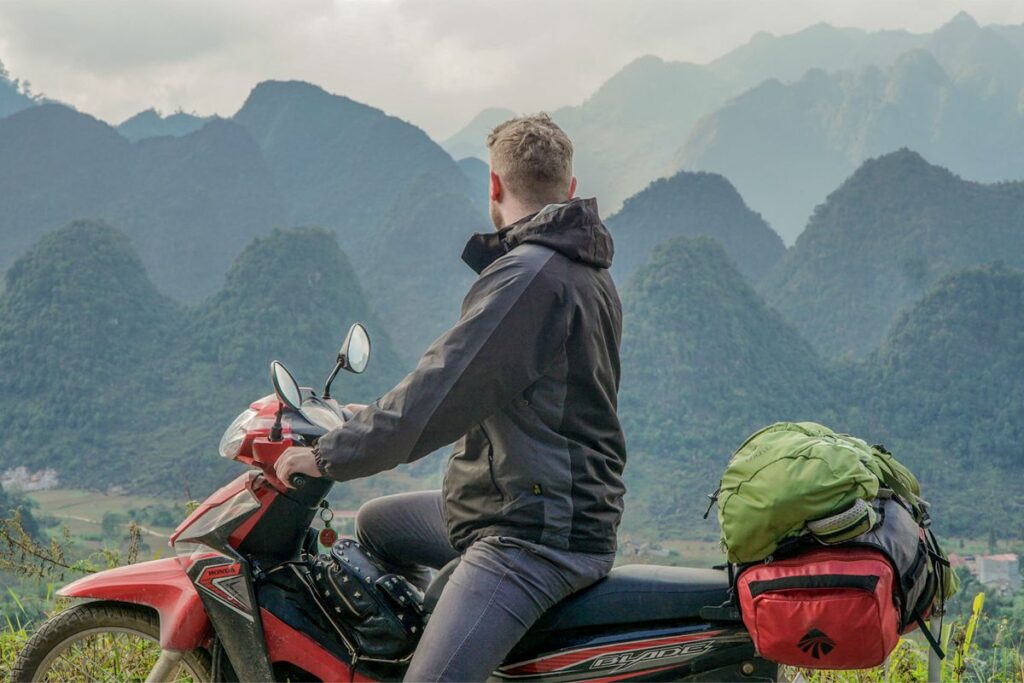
[736,547,900,669]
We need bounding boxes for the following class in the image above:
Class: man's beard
[489,200,504,230]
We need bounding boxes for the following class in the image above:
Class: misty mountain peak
[117,108,210,141]
[239,79,351,112]
[941,10,980,32]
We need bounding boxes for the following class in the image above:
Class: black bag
[307,536,424,661]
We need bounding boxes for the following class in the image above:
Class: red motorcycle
[13,324,776,682]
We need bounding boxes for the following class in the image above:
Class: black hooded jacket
[317,197,627,553]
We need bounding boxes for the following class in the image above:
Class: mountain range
[0,80,487,361]
[0,103,284,300]
[678,47,1024,241]
[618,237,1023,540]
[760,149,1024,358]
[116,109,211,141]
[0,18,1021,540]
[445,12,1024,243]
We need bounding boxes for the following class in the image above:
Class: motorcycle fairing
[57,557,211,651]
[498,624,763,682]
[188,554,275,681]
[261,608,374,682]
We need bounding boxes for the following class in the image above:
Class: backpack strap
[913,610,945,660]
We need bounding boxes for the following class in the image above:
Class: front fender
[58,557,210,651]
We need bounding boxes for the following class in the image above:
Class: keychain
[318,500,338,548]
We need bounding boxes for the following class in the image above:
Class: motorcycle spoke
[34,628,197,682]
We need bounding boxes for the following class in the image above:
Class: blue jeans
[355,490,615,682]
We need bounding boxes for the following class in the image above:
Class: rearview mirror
[270,361,303,411]
[339,323,371,374]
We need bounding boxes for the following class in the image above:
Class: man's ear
[490,171,502,202]
[568,176,577,200]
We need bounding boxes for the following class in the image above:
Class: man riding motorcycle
[276,113,627,682]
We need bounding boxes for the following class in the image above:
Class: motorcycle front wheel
[11,601,212,683]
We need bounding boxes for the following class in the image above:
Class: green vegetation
[846,263,1024,538]
[618,235,1023,541]
[617,237,835,538]
[761,149,1024,358]
[0,221,407,498]
[607,170,785,284]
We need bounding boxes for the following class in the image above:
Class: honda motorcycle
[13,323,777,682]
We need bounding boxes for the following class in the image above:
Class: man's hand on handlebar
[275,447,322,488]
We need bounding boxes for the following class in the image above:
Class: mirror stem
[322,356,345,400]
[270,406,284,442]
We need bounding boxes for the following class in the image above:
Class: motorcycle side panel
[497,625,771,682]
[57,557,210,651]
[262,608,375,682]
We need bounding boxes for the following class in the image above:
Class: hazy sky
[1,0,1023,139]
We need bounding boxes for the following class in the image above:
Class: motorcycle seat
[423,561,731,633]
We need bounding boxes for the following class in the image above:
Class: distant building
[2,466,59,492]
[977,554,1021,592]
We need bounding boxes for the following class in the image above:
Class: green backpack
[715,421,924,564]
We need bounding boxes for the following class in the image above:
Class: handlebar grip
[289,473,307,489]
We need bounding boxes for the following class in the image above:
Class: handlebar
[289,473,308,489]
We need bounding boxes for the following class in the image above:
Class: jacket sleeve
[315,251,569,482]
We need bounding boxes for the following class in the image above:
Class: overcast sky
[1,0,1022,139]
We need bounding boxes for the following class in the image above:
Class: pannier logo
[797,629,835,659]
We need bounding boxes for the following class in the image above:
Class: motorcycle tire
[11,601,213,683]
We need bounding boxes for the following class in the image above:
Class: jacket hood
[462,198,614,274]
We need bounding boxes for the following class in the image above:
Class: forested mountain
[617,237,834,537]
[678,20,1024,241]
[607,170,784,283]
[0,104,285,300]
[232,80,485,360]
[760,149,1024,358]
[617,234,1024,540]
[117,109,211,141]
[850,263,1024,538]
[0,221,406,495]
[0,221,188,489]
[188,227,405,400]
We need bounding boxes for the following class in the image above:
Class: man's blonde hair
[486,113,573,205]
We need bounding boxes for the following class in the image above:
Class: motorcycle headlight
[218,409,258,459]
